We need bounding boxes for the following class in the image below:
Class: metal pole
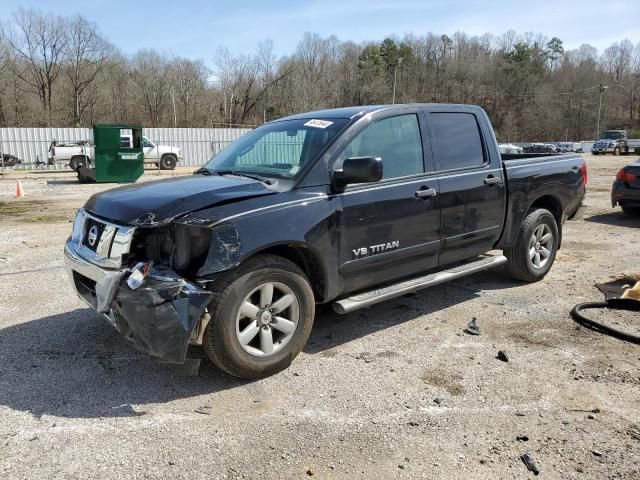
[392,64,398,105]
[171,88,177,128]
[391,57,403,105]
[0,130,4,179]
[596,84,608,139]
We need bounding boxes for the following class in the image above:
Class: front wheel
[613,147,620,156]
[203,254,315,379]
[504,208,559,282]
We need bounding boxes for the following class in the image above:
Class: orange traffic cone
[15,181,24,198]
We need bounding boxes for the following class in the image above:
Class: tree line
[1,8,639,141]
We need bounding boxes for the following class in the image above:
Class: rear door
[334,110,441,293]
[427,110,505,265]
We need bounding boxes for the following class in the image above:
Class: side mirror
[333,156,383,190]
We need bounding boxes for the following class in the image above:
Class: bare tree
[1,8,67,125]
[1,8,640,139]
[130,49,170,127]
[168,57,209,126]
[64,15,111,126]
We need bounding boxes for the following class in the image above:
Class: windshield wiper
[193,167,213,175]
[214,170,272,185]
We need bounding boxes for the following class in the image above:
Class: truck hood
[84,175,276,226]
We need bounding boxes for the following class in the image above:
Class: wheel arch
[527,194,563,248]
[244,243,327,303]
[70,154,91,163]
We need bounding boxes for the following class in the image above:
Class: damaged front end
[64,208,213,364]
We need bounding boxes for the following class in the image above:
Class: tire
[613,147,620,156]
[159,154,177,170]
[504,208,559,282]
[621,206,640,215]
[203,254,315,379]
[592,151,599,156]
[69,155,89,171]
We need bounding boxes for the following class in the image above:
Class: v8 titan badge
[352,241,400,258]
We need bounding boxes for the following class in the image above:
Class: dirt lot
[0,155,638,479]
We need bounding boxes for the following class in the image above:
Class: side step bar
[332,255,507,314]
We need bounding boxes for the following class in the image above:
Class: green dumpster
[93,124,144,183]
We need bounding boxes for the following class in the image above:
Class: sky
[0,0,638,66]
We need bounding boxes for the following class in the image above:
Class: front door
[335,112,441,293]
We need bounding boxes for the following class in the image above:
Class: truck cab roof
[274,103,485,122]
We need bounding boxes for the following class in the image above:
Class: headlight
[71,208,86,242]
[609,142,615,147]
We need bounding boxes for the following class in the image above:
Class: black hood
[84,175,276,226]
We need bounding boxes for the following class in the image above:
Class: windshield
[600,131,623,140]
[202,118,348,179]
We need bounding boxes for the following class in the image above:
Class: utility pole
[171,87,177,128]
[392,57,404,104]
[596,84,608,139]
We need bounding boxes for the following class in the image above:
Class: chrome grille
[73,209,135,269]
[83,217,106,252]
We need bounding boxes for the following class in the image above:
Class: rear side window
[337,114,424,179]
[431,113,485,170]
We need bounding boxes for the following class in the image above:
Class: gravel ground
[0,155,638,479]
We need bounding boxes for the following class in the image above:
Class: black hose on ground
[570,301,640,345]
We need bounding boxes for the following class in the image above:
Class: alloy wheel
[528,224,554,269]
[235,282,300,357]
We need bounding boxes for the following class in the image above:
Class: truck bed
[498,152,585,248]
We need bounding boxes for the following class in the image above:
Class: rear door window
[431,113,485,171]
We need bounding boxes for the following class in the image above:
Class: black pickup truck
[64,104,586,378]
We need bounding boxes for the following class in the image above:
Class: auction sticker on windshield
[304,119,334,129]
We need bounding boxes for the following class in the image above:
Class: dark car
[1,153,21,167]
[523,143,556,154]
[612,160,640,214]
[64,104,586,378]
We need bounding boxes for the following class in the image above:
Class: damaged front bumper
[64,236,212,364]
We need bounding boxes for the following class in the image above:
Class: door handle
[484,175,501,186]
[415,187,437,199]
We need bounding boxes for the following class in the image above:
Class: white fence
[0,127,251,168]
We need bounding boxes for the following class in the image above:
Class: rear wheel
[160,154,177,170]
[203,254,315,379]
[504,208,559,282]
[69,155,90,171]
